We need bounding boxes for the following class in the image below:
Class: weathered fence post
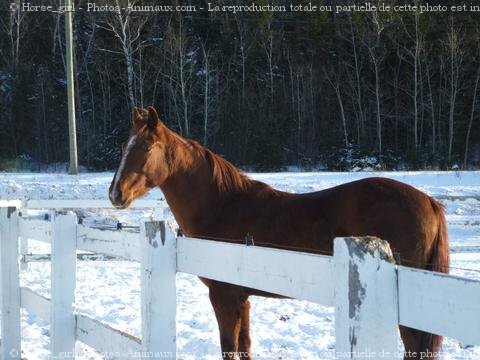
[50,211,77,358]
[334,237,399,359]
[18,204,29,271]
[0,207,21,359]
[152,199,165,221]
[141,220,176,358]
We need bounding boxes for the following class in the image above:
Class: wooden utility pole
[65,0,78,174]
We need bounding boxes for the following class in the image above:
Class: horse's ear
[132,107,142,124]
[146,106,160,128]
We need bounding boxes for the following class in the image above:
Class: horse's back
[286,177,442,264]
[202,176,443,268]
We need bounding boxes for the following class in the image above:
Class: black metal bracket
[394,251,401,265]
[245,233,254,246]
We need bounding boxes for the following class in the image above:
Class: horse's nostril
[109,188,122,204]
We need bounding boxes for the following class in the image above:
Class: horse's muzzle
[109,188,127,209]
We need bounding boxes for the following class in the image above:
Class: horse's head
[109,106,170,209]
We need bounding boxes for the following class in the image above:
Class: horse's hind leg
[209,282,249,359]
[400,325,422,359]
[400,325,440,360]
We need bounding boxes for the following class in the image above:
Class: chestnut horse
[109,107,449,360]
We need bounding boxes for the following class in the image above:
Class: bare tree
[325,68,348,148]
[425,60,436,156]
[177,17,190,136]
[464,55,480,168]
[445,20,463,163]
[200,39,213,146]
[259,18,276,102]
[1,0,25,72]
[162,16,195,136]
[234,13,250,103]
[0,0,26,157]
[348,15,366,145]
[363,8,386,159]
[100,0,149,109]
[400,5,423,152]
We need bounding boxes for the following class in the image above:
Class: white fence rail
[1,201,480,359]
[0,199,163,210]
[177,237,334,305]
[398,267,480,345]
[76,224,141,261]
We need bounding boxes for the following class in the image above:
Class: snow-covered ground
[0,171,479,359]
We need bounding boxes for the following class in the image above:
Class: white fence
[0,200,163,359]
[1,201,480,360]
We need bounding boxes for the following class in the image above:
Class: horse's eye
[142,143,151,152]
[121,142,127,152]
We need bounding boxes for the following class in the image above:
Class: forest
[1,0,479,171]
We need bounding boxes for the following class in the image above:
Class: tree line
[1,0,479,171]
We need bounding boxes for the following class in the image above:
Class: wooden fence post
[334,237,399,360]
[152,199,165,221]
[18,204,29,271]
[141,220,176,358]
[0,207,21,359]
[50,211,77,359]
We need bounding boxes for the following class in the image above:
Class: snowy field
[0,171,479,359]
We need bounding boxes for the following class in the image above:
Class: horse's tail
[428,197,450,274]
[419,197,450,359]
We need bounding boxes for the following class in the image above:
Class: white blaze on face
[111,135,137,197]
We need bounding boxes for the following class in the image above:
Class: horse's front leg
[209,282,251,360]
[238,299,252,360]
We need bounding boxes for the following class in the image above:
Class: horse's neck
[159,138,225,234]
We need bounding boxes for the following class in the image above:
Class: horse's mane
[205,148,252,192]
[187,140,251,193]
